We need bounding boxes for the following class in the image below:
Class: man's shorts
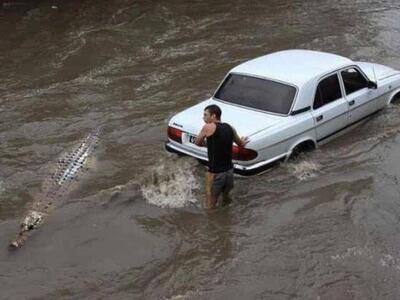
[207,169,234,197]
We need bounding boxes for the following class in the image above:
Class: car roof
[230,49,353,87]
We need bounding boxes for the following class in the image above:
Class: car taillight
[168,126,182,143]
[232,145,258,161]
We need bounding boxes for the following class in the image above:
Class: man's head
[203,104,221,123]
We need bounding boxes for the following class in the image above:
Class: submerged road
[1,0,400,299]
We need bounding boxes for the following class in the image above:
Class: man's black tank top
[207,122,234,173]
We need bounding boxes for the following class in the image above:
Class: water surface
[1,0,400,299]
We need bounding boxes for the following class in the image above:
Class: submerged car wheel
[391,92,400,104]
[289,141,316,161]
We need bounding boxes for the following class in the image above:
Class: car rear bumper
[165,141,286,176]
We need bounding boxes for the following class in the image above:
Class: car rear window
[214,74,296,115]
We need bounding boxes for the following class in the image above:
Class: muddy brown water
[1,0,400,299]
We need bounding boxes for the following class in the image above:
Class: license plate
[188,135,196,144]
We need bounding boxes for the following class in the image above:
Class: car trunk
[169,98,284,140]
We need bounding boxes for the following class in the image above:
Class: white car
[166,49,400,175]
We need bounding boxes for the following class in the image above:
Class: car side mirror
[367,81,378,89]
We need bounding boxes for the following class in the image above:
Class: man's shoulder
[202,123,216,136]
[203,123,216,130]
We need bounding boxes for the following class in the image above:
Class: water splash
[165,291,202,300]
[331,246,373,261]
[331,246,400,271]
[141,157,199,208]
[286,160,321,181]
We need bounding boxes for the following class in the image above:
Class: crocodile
[9,128,101,249]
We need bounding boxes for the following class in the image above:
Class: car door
[311,73,349,142]
[339,67,377,124]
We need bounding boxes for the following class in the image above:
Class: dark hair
[204,104,221,120]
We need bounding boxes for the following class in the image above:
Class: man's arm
[195,123,215,146]
[195,127,207,146]
[232,127,249,147]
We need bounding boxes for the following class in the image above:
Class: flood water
[1,0,400,299]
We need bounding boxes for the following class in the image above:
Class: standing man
[195,104,248,209]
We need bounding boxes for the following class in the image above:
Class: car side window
[313,74,342,109]
[341,68,369,95]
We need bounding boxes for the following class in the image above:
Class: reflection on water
[0,180,5,197]
[135,208,235,299]
[1,0,400,299]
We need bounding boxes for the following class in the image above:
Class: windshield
[214,74,296,115]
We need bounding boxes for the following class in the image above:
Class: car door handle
[316,115,323,122]
[348,100,355,106]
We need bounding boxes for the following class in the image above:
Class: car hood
[357,62,400,81]
[169,98,284,137]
